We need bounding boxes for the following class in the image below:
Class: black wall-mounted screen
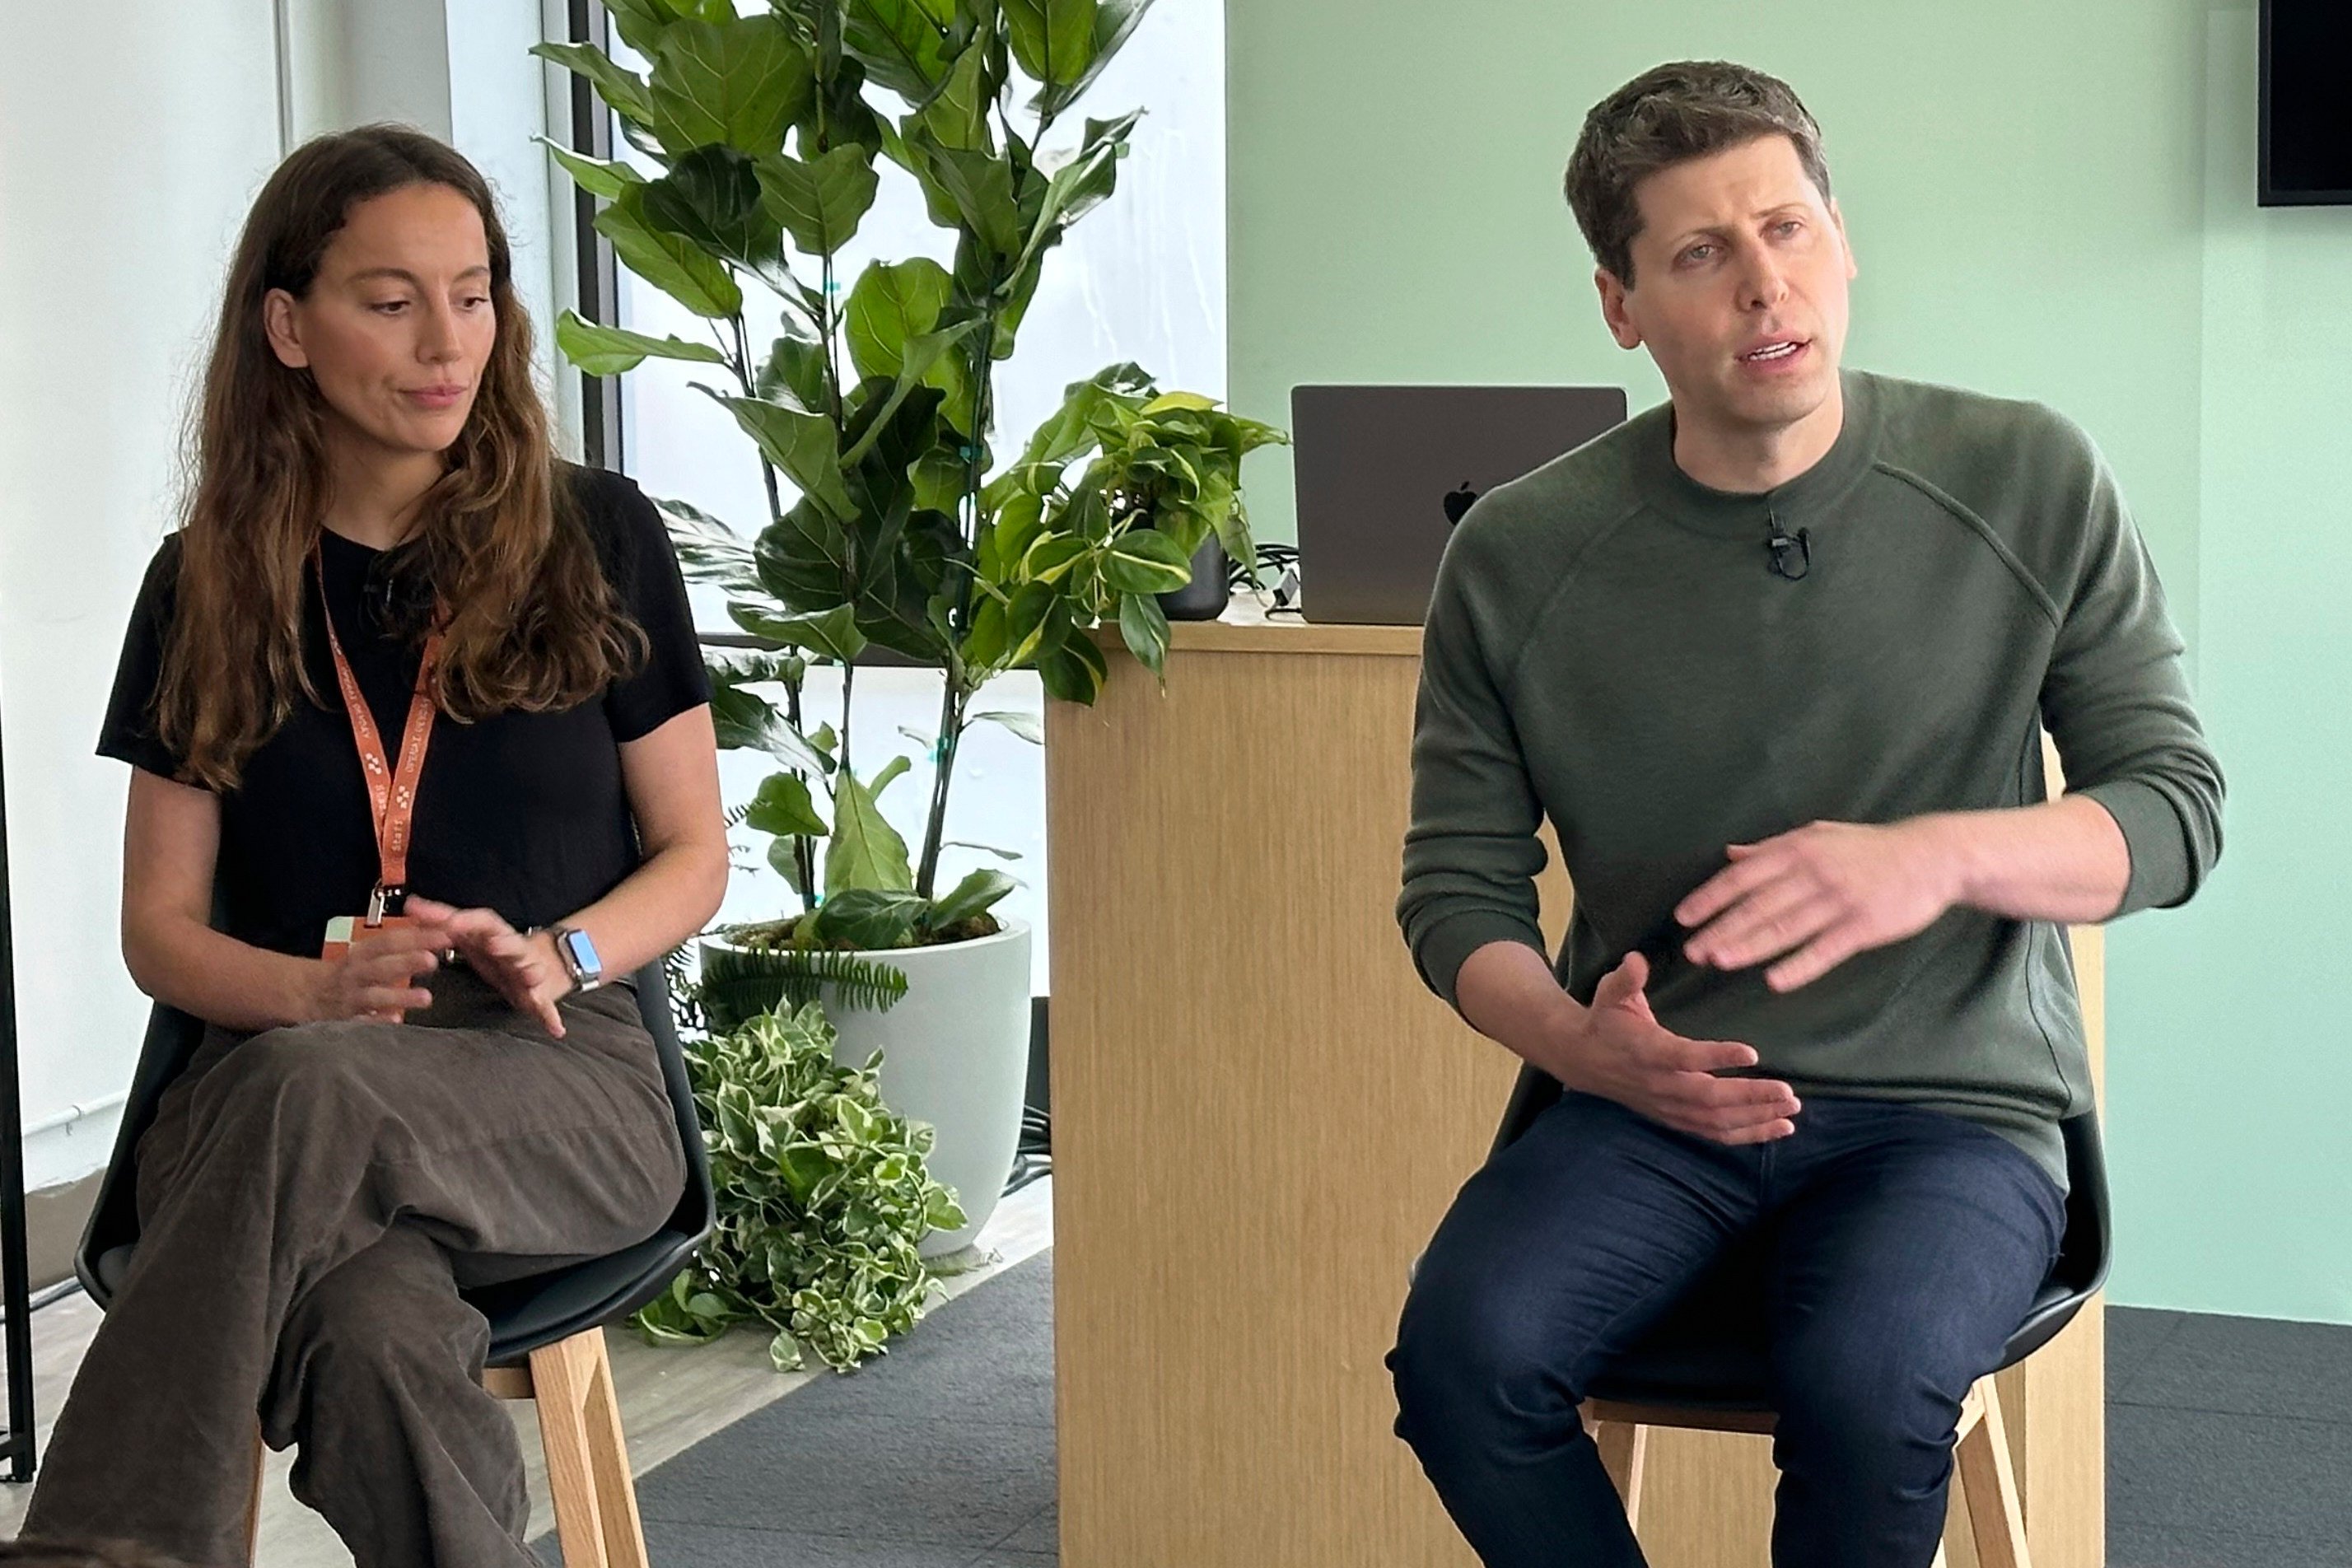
[2261,0,2352,205]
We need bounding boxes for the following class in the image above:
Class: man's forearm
[1452,940,1589,1084]
[1926,794,2131,925]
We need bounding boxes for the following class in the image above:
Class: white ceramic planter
[705,918,1033,1258]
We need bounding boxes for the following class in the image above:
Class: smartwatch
[548,924,605,992]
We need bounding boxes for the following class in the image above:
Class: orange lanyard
[313,543,445,926]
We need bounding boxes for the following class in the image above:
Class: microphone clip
[1765,525,1812,581]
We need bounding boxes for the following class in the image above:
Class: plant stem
[782,679,818,913]
[915,684,968,899]
[732,303,815,913]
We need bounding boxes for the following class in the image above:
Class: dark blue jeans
[1388,1090,2066,1568]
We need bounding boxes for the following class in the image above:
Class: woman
[22,126,727,1566]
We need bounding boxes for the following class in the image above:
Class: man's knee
[1389,1261,1591,1446]
[1772,1341,1971,1482]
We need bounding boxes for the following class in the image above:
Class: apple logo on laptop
[1443,482,1479,525]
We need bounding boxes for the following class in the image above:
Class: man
[1386,60,2222,1568]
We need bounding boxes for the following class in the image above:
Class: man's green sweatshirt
[1396,369,2224,1192]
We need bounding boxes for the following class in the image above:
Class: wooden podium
[1044,604,2105,1568]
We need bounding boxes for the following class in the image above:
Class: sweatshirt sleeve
[1395,515,1553,1014]
[2037,422,2224,917]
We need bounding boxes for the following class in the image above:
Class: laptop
[1289,385,1629,625]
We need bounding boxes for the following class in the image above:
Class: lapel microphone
[1765,510,1813,581]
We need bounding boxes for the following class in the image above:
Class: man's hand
[403,896,573,1038]
[1552,952,1799,1144]
[1676,818,1959,992]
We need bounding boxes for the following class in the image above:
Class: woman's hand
[309,916,455,1024]
[402,896,573,1037]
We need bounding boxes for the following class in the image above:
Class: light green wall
[1230,1,2352,1323]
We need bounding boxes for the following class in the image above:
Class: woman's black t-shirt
[97,463,711,959]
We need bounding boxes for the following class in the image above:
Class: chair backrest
[75,963,712,1310]
[1482,1062,2111,1295]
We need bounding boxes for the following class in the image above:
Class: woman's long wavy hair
[156,124,646,790]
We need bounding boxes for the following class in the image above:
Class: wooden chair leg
[245,1424,267,1566]
[1591,1420,1649,1531]
[1954,1376,2033,1568]
[518,1327,650,1568]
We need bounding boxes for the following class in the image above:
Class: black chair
[1444,1065,2111,1568]
[72,963,713,1568]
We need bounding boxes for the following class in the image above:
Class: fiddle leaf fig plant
[539,0,1286,972]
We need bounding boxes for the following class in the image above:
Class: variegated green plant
[537,0,1286,957]
[632,1000,966,1372]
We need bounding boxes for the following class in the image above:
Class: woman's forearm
[555,838,730,982]
[125,912,326,1034]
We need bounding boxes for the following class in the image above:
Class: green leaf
[537,137,645,199]
[1099,524,1192,595]
[756,322,829,412]
[809,888,928,949]
[718,394,856,520]
[926,867,1017,930]
[648,15,813,157]
[1005,0,1096,92]
[825,768,915,894]
[842,0,961,100]
[1051,0,1156,114]
[870,755,912,796]
[595,186,742,318]
[727,601,869,665]
[747,772,829,838]
[1141,390,1217,416]
[1035,621,1109,702]
[768,833,809,893]
[709,684,828,774]
[656,497,760,593]
[839,320,984,468]
[757,145,882,254]
[553,310,726,376]
[910,140,1024,258]
[1014,110,1137,277]
[1118,589,1170,679]
[639,144,783,279]
[971,708,1043,744]
[843,258,951,381]
[942,838,1024,861]
[911,39,993,154]
[1020,532,1089,583]
[960,593,1010,670]
[531,41,657,126]
[1019,362,1152,469]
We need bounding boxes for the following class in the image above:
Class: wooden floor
[0,1178,1056,1565]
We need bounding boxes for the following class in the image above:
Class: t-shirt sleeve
[588,467,713,743]
[96,534,197,783]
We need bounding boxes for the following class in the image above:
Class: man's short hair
[1564,60,1835,287]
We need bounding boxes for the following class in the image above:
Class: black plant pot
[1157,536,1230,622]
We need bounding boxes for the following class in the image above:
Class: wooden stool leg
[526,1328,650,1568]
[1954,1377,2032,1568]
[1591,1420,1650,1532]
[246,1425,267,1566]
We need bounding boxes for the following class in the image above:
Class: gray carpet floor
[593,1253,1056,1567]
[581,1256,2352,1566]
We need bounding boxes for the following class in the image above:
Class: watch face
[560,926,602,978]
